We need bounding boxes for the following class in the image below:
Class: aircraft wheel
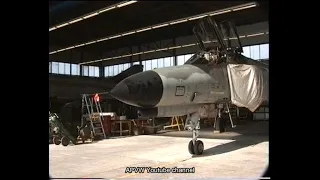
[53,136,61,145]
[61,136,70,146]
[188,140,195,154]
[194,140,204,155]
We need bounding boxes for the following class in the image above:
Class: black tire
[79,134,85,144]
[53,136,61,145]
[61,136,70,146]
[188,140,195,154]
[194,140,204,155]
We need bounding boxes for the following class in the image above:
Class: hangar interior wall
[49,21,269,101]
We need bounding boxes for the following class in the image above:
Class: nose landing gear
[185,112,204,155]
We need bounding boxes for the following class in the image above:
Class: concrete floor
[50,122,269,179]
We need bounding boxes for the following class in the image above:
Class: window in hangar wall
[242,43,269,60]
[50,62,71,75]
[49,62,92,76]
[82,65,99,77]
[50,43,269,77]
[71,64,80,76]
[142,57,174,71]
[177,54,193,66]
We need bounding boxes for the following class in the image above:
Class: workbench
[132,119,151,127]
[111,120,132,136]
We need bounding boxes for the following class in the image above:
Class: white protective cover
[227,64,269,112]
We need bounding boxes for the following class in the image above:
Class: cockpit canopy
[193,17,243,52]
[184,17,245,65]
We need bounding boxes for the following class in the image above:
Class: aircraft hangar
[49,1,269,179]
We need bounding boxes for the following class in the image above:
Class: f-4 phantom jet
[109,17,269,155]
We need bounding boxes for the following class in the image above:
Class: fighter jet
[109,17,269,155]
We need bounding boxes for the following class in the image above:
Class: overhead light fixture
[122,31,136,36]
[136,27,151,32]
[109,35,122,39]
[56,49,65,52]
[97,37,109,42]
[86,41,97,45]
[49,1,138,32]
[209,9,232,16]
[99,6,116,13]
[203,40,216,44]
[232,4,257,11]
[143,50,156,54]
[117,1,138,8]
[78,30,267,65]
[169,19,188,25]
[56,23,68,28]
[83,12,99,19]
[69,18,83,24]
[64,46,75,50]
[247,32,265,37]
[122,54,132,58]
[50,2,258,55]
[155,48,168,52]
[49,27,56,31]
[130,52,140,56]
[113,55,122,59]
[75,43,86,47]
[188,15,207,21]
[137,27,152,32]
[152,24,169,29]
[168,46,180,50]
[181,43,197,47]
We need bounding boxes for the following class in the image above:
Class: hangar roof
[49,1,268,62]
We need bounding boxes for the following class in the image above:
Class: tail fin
[111,64,143,83]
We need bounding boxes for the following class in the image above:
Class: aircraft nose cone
[110,71,163,107]
[110,81,130,102]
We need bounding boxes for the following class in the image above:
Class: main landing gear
[185,112,204,155]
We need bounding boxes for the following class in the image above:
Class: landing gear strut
[185,113,204,155]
